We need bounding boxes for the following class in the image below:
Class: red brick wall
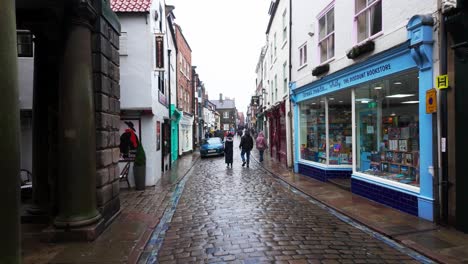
[175,24,192,114]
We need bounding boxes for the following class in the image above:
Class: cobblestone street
[150,141,422,264]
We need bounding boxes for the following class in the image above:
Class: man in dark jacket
[239,130,254,167]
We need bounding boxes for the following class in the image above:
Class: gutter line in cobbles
[138,156,200,264]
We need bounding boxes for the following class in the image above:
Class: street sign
[426,88,437,114]
[436,74,449,89]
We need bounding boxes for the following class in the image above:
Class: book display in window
[362,117,420,187]
[328,110,352,165]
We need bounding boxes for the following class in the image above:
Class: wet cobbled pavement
[151,141,422,263]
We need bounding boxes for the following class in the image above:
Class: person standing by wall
[239,130,254,167]
[256,131,267,162]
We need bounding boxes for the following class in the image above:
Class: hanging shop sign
[426,88,437,114]
[155,34,165,71]
[436,74,449,89]
[251,96,260,106]
[156,121,161,151]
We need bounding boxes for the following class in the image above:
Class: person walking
[256,131,267,162]
[224,133,234,168]
[239,130,254,167]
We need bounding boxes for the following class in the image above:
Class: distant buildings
[211,94,237,132]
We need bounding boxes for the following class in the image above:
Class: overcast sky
[166,0,271,114]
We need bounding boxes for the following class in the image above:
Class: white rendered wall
[18,57,33,110]
[291,0,438,88]
[119,13,153,109]
[265,0,294,167]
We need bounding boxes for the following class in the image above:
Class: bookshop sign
[294,45,417,102]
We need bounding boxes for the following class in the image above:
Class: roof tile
[111,0,152,12]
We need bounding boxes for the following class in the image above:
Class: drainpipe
[168,49,172,169]
[439,4,449,225]
[288,0,294,168]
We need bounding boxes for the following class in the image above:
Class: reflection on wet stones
[157,148,419,263]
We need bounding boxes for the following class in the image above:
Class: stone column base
[42,218,106,242]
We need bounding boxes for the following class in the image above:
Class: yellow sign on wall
[436,75,449,89]
[426,88,437,114]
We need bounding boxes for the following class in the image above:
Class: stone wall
[92,3,121,224]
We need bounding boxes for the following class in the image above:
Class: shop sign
[298,62,397,101]
[155,34,164,71]
[436,74,449,89]
[426,88,437,114]
[251,96,260,106]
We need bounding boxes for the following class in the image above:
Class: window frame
[17,31,34,57]
[282,9,288,43]
[317,5,335,64]
[354,0,383,44]
[119,32,128,56]
[298,42,308,69]
[283,62,288,94]
[274,33,277,59]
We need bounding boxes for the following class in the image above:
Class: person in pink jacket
[255,131,268,162]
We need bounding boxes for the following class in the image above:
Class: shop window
[355,0,382,43]
[355,70,419,187]
[318,7,335,63]
[299,98,326,164]
[17,31,33,57]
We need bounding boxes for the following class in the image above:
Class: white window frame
[223,112,229,119]
[298,42,307,69]
[354,0,383,44]
[318,6,335,64]
[119,32,128,56]
[282,9,288,43]
[283,62,288,93]
[274,33,277,59]
[274,75,278,101]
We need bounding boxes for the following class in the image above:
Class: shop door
[269,118,276,158]
[279,113,287,164]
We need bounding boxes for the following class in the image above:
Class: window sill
[352,171,420,195]
[356,31,383,46]
[319,57,335,66]
[297,63,308,71]
[298,159,353,170]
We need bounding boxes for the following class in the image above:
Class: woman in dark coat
[224,133,234,168]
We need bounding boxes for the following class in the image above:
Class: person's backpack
[257,138,265,150]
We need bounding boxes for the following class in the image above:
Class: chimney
[219,93,223,102]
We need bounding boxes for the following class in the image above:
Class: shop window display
[299,98,326,163]
[327,90,352,165]
[355,70,420,187]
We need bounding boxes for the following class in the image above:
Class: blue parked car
[200,137,224,158]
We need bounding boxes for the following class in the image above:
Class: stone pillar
[29,33,51,215]
[0,0,21,262]
[54,4,101,228]
[92,6,122,222]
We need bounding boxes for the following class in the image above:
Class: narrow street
[140,137,423,263]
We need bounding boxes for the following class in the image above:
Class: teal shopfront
[290,15,435,221]
[170,104,181,163]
